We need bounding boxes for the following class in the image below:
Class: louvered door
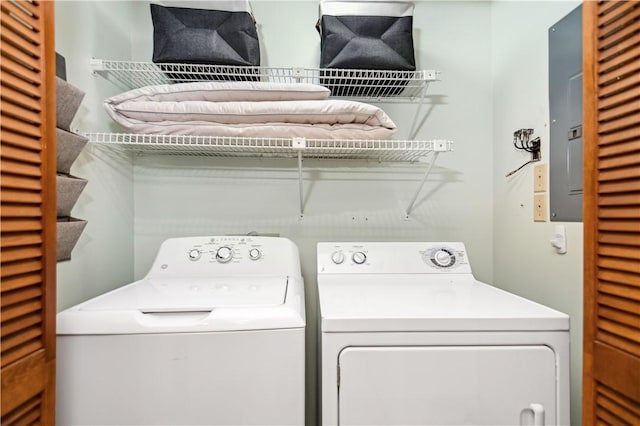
[1,1,57,424]
[583,0,640,424]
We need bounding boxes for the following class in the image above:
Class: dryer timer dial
[429,248,456,268]
[216,246,234,263]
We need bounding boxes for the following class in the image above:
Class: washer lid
[58,276,306,334]
[318,275,569,332]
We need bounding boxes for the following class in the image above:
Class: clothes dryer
[317,242,569,426]
[57,236,305,425]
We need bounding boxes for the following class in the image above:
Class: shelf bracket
[407,79,430,140]
[293,137,306,219]
[405,140,449,219]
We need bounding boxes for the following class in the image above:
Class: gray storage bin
[57,174,88,217]
[57,217,87,261]
[56,77,85,130]
[56,128,87,174]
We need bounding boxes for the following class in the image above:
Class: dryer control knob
[352,251,367,265]
[432,248,455,267]
[187,249,201,261]
[249,248,262,260]
[331,251,345,264]
[216,246,234,263]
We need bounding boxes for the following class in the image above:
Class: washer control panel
[148,236,301,278]
[318,242,472,275]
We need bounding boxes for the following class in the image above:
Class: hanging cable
[505,129,541,178]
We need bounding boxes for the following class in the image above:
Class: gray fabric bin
[56,128,87,174]
[57,174,88,217]
[56,77,85,130]
[57,217,87,261]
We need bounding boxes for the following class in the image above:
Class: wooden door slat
[0,143,42,166]
[0,2,40,31]
[0,204,43,217]
[599,282,640,302]
[0,128,40,151]
[0,219,41,233]
[599,193,640,206]
[599,245,640,260]
[599,152,640,169]
[0,188,41,204]
[598,269,640,287]
[598,112,640,134]
[596,393,640,424]
[1,339,43,369]
[599,124,640,145]
[599,294,640,315]
[598,255,640,273]
[0,273,41,293]
[597,384,640,417]
[600,179,640,194]
[0,259,41,279]
[599,206,640,219]
[0,10,40,46]
[597,1,639,28]
[0,298,42,323]
[599,42,640,76]
[598,232,640,246]
[1,327,43,356]
[599,139,640,158]
[0,25,38,57]
[0,174,41,191]
[599,306,640,332]
[0,67,40,98]
[0,99,40,124]
[1,40,40,72]
[598,99,640,122]
[0,56,40,86]
[1,233,42,249]
[1,312,41,338]
[598,220,640,232]
[0,395,40,426]
[599,166,640,182]
[0,159,42,177]
[0,246,42,264]
[1,83,41,112]
[597,331,640,359]
[598,8,640,50]
[599,68,640,98]
[598,84,640,110]
[0,115,41,138]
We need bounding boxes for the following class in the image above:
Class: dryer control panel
[318,242,472,275]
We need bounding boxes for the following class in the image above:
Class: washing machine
[57,236,305,425]
[317,242,570,426]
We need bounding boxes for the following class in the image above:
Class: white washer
[57,236,305,425]
[318,242,570,426]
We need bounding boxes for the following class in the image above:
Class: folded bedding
[104,81,397,140]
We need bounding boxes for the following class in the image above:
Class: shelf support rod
[405,151,440,219]
[293,138,306,219]
[408,82,429,140]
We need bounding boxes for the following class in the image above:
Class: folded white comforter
[104,81,397,139]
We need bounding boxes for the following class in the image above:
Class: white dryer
[317,242,570,426]
[57,236,305,425]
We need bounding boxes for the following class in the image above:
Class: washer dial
[187,249,201,261]
[249,248,262,261]
[216,246,234,263]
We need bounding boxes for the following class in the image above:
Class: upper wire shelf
[85,133,453,162]
[90,59,438,102]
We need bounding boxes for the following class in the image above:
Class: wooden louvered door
[583,0,640,424]
[1,1,57,424]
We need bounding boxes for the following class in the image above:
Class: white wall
[491,1,583,424]
[55,1,135,310]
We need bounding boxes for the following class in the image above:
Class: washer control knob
[249,248,262,260]
[352,251,367,265]
[187,249,201,261]
[431,248,455,268]
[331,251,345,264]
[216,246,233,263]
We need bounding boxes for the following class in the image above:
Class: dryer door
[338,346,557,425]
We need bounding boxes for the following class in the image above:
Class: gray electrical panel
[549,5,582,222]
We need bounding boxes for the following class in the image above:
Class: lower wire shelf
[85,132,453,217]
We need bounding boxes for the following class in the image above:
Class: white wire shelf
[90,59,438,102]
[86,133,453,162]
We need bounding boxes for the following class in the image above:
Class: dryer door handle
[520,403,545,426]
